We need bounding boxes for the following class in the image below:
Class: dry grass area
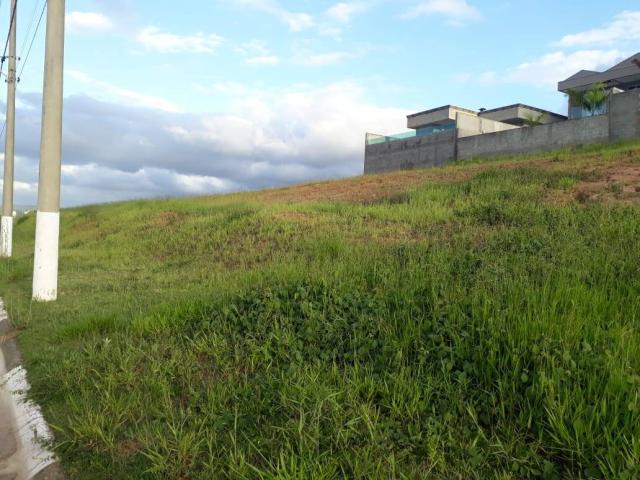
[2,140,640,479]
[257,169,447,203]
[570,163,640,203]
[254,146,640,206]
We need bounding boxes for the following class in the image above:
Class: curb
[0,299,64,480]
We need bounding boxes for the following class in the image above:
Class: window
[416,122,455,137]
[569,103,608,119]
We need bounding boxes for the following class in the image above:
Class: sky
[0,0,638,207]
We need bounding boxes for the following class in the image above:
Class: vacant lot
[1,141,640,479]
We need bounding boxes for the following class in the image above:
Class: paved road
[0,302,63,480]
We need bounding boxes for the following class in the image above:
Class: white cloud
[473,49,624,88]
[68,70,183,112]
[5,81,409,206]
[455,11,639,90]
[319,1,371,37]
[296,51,354,66]
[246,55,281,66]
[235,40,270,56]
[555,11,640,47]
[136,26,224,54]
[228,0,374,37]
[193,81,250,96]
[168,81,409,166]
[317,25,344,37]
[454,11,640,90]
[325,2,369,23]
[282,12,315,32]
[174,172,236,194]
[61,164,238,198]
[66,12,114,33]
[235,40,280,66]
[14,180,37,194]
[229,0,314,31]
[402,0,481,24]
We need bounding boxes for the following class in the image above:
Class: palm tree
[566,88,586,112]
[582,82,609,116]
[522,112,546,127]
[566,82,609,118]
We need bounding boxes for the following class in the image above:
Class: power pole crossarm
[1,0,17,258]
[33,0,65,301]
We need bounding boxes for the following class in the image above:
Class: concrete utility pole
[1,0,17,258]
[33,0,65,302]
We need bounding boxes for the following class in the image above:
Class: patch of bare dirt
[553,163,640,205]
[0,328,23,344]
[116,439,144,459]
[247,146,640,205]
[257,168,482,204]
[150,211,188,227]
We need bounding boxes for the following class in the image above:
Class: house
[558,53,640,119]
[365,104,565,147]
[365,53,640,175]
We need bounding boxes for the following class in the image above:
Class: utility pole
[1,0,17,258]
[33,0,65,302]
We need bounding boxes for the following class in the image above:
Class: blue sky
[1,0,639,206]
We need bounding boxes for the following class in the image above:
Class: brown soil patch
[256,149,640,206]
[151,211,188,227]
[0,328,23,344]
[116,439,144,459]
[552,163,640,205]
[257,167,482,204]
[68,219,100,236]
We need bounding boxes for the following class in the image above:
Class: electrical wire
[0,0,18,142]
[17,0,45,80]
[19,0,40,60]
[0,0,46,143]
[0,0,18,72]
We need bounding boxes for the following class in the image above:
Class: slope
[1,141,640,479]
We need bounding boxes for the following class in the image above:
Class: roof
[406,105,478,130]
[608,54,640,72]
[561,70,597,82]
[479,103,566,118]
[407,105,477,119]
[478,104,567,126]
[558,52,640,92]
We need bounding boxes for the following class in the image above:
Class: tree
[566,82,609,117]
[583,82,609,116]
[566,89,586,111]
[522,112,546,127]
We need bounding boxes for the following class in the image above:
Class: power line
[0,0,18,142]
[17,0,45,80]
[0,0,18,73]
[0,0,45,141]
[19,0,40,59]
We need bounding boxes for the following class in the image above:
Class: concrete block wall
[456,115,610,160]
[364,90,640,174]
[364,129,456,174]
[609,90,640,141]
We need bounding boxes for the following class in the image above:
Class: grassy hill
[1,141,640,479]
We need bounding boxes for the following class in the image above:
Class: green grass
[2,141,640,479]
